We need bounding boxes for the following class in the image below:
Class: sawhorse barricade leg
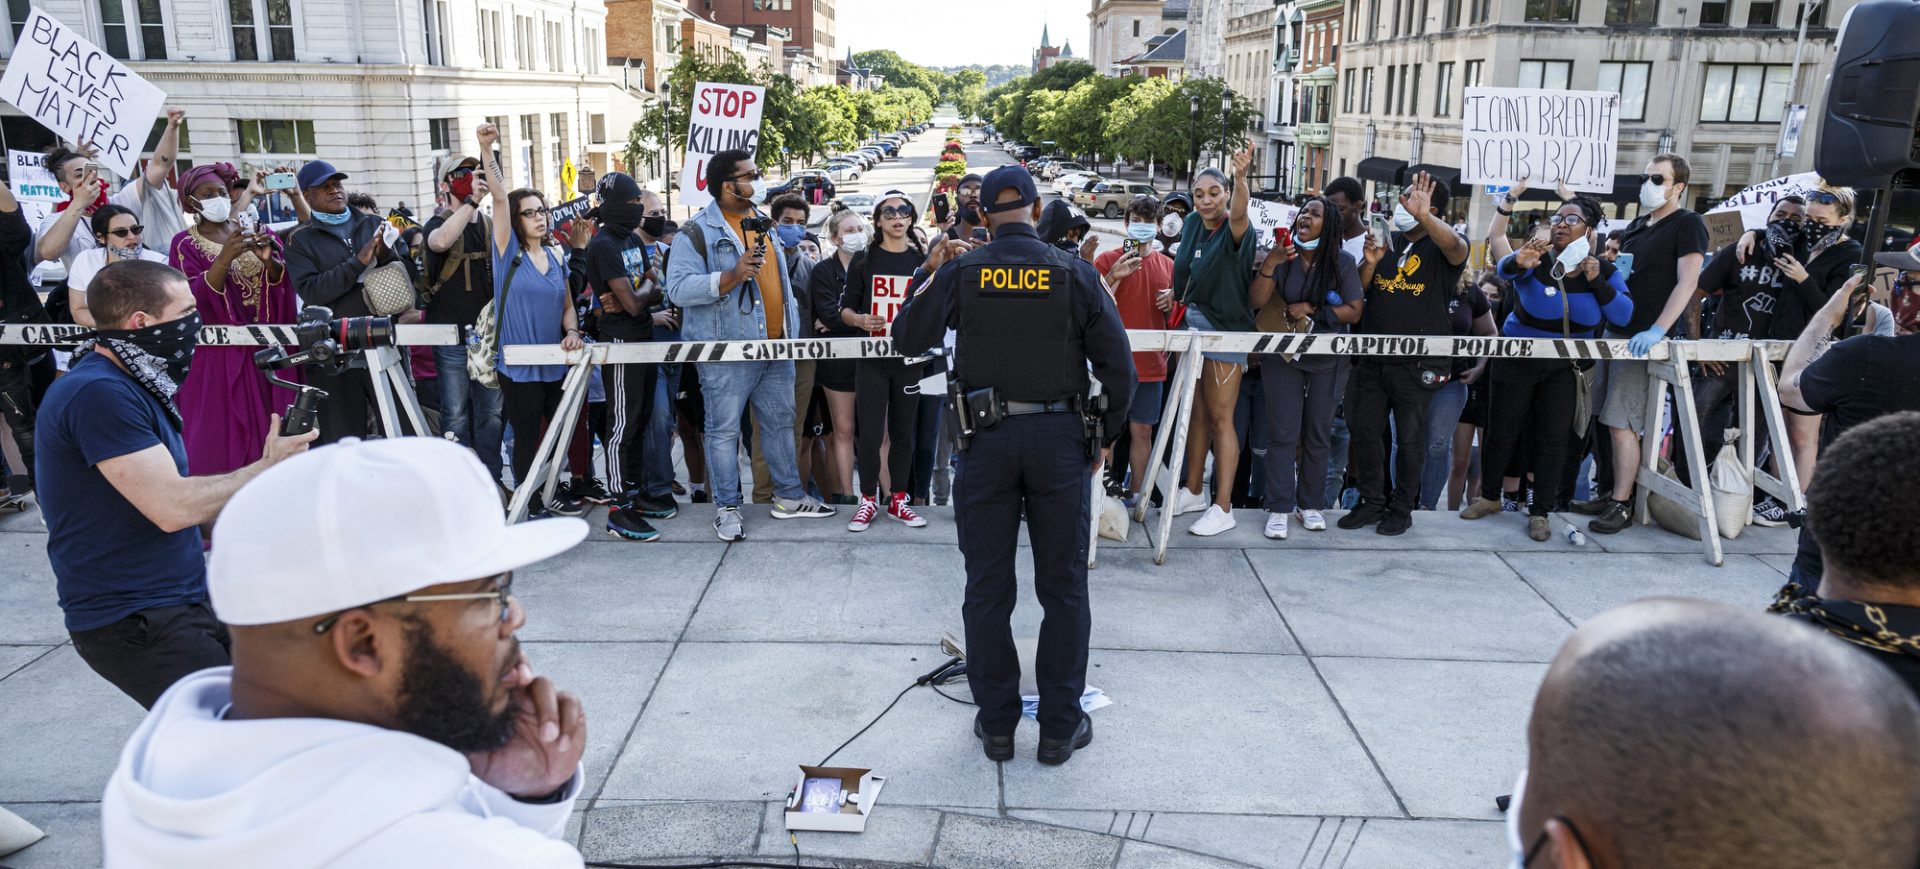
[1739,345,1806,515]
[365,345,431,439]
[1632,347,1724,566]
[1132,337,1200,527]
[1153,333,1207,566]
[506,355,596,524]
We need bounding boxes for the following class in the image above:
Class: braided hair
[1293,196,1347,309]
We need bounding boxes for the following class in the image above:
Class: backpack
[466,250,525,389]
[425,217,490,304]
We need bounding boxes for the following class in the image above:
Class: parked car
[818,162,862,183]
[857,147,886,164]
[1052,171,1103,197]
[1041,161,1088,181]
[774,170,835,204]
[1074,181,1161,218]
[838,193,877,217]
[844,151,878,169]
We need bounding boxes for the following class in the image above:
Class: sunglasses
[106,225,145,238]
[1640,173,1669,187]
[447,168,475,179]
[1548,214,1586,226]
[518,207,550,218]
[1807,190,1841,206]
[877,206,913,220]
[732,171,763,182]
[313,571,516,634]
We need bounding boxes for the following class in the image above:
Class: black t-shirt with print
[1359,231,1469,337]
[1697,241,1779,340]
[1614,208,1710,335]
[841,246,924,328]
[585,227,653,341]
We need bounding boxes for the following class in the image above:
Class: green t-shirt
[1170,211,1259,332]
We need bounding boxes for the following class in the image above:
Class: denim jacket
[665,201,799,341]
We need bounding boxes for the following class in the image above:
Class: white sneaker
[1264,512,1289,539]
[1171,487,1210,516]
[1295,509,1327,532]
[1189,505,1237,537]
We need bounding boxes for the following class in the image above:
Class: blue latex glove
[1325,290,1343,306]
[1628,325,1667,357]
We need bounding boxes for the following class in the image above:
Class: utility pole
[1772,0,1821,177]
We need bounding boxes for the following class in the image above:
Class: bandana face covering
[73,311,202,428]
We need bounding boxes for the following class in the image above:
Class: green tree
[1103,76,1259,182]
[1049,75,1140,168]
[852,50,942,110]
[791,85,857,165]
[1026,60,1096,94]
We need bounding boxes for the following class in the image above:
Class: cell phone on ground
[263,172,297,191]
[1274,226,1292,249]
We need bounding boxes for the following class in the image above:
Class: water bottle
[1565,521,1588,547]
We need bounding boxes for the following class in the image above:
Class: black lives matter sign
[1461,87,1620,193]
[0,7,167,177]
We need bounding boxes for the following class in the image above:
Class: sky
[832,0,1091,68]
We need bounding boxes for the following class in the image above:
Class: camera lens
[338,316,395,352]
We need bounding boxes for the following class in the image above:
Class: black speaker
[1815,0,1920,187]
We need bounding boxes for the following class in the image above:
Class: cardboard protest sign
[548,195,591,230]
[1461,87,1620,193]
[9,150,59,228]
[678,82,766,210]
[1247,199,1300,251]
[1707,172,1822,230]
[870,274,912,335]
[0,8,167,178]
[1705,211,1747,251]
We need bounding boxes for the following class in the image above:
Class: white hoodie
[101,668,585,868]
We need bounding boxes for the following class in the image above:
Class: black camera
[740,215,775,235]
[252,306,397,436]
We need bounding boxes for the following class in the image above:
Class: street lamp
[1220,88,1234,169]
[1658,128,1675,155]
[1411,125,1424,164]
[1188,95,1201,182]
[662,83,674,212]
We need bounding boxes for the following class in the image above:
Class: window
[1518,59,1572,90]
[519,114,535,142]
[478,8,504,68]
[1526,0,1577,20]
[428,118,455,152]
[581,26,600,74]
[423,0,449,64]
[1443,0,1461,26]
[514,15,535,70]
[1133,19,1140,36]
[231,0,294,61]
[1700,0,1728,24]
[1361,67,1374,112]
[1463,58,1483,109]
[1435,62,1454,115]
[1598,61,1651,121]
[98,0,128,58]
[134,0,165,58]
[1606,0,1656,23]
[1392,0,1403,34]
[1794,0,1825,28]
[1409,64,1421,115]
[1343,69,1355,112]
[99,0,169,60]
[1471,0,1493,22]
[545,20,563,70]
[6,0,28,41]
[1747,0,1776,25]
[1367,0,1380,38]
[237,119,316,155]
[1699,63,1793,122]
[590,114,607,144]
[1385,65,1397,113]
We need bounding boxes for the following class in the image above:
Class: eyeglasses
[1640,173,1669,187]
[313,571,516,634]
[877,206,913,220]
[1807,190,1842,206]
[1548,214,1586,227]
[518,207,551,218]
[107,225,145,238]
[732,171,763,182]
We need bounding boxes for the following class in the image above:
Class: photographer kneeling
[36,259,317,708]
[101,438,591,866]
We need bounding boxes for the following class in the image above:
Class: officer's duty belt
[1004,398,1081,416]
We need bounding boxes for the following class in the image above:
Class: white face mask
[1160,213,1184,236]
[196,195,233,224]
[1639,179,1669,211]
[838,230,869,254]
[737,178,769,206]
[1553,235,1591,278]
[1391,204,1420,232]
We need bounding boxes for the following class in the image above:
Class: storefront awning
[1406,163,1469,196]
[1357,157,1406,185]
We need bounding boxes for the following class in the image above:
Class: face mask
[838,231,869,254]
[641,214,667,239]
[734,178,769,205]
[1160,213,1184,236]
[312,207,351,226]
[1126,221,1156,242]
[1639,179,1669,211]
[776,223,806,249]
[107,242,142,260]
[1504,768,1531,869]
[1552,235,1592,279]
[600,201,645,231]
[1392,204,1420,232]
[103,310,202,385]
[195,196,233,224]
[1296,234,1322,251]
[448,175,475,202]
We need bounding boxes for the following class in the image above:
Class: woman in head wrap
[166,162,301,476]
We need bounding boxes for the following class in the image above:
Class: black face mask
[600,201,646,232]
[641,214,667,239]
[100,310,201,385]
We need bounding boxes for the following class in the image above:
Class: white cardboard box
[782,765,886,833]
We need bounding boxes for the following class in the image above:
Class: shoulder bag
[466,251,524,389]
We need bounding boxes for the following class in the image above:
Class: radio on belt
[783,765,886,833]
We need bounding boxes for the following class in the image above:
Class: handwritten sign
[678,82,766,210]
[9,150,58,229]
[1704,211,1747,251]
[1707,172,1822,230]
[1461,87,1620,193]
[0,7,167,178]
[870,274,911,335]
[548,195,590,230]
[1247,200,1301,252]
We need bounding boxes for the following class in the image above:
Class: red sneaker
[848,497,878,532]
[888,492,928,527]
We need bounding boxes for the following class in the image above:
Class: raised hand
[1399,172,1434,221]
[1230,145,1253,178]
[1513,238,1549,270]
[476,123,500,148]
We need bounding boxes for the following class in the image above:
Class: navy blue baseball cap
[596,172,642,204]
[297,160,347,190]
[980,165,1039,214]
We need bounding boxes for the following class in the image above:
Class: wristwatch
[464,196,480,209]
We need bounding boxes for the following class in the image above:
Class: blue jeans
[697,359,802,508]
[1418,379,1469,510]
[433,344,504,481]
[641,363,678,499]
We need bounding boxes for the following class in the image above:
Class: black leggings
[501,373,566,488]
[1479,359,1580,517]
[855,358,921,498]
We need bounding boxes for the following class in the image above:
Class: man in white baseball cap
[100,437,590,867]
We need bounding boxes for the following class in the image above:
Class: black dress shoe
[1037,715,1093,766]
[974,719,1014,762]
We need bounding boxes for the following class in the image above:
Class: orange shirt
[723,210,786,338]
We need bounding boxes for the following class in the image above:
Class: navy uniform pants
[954,411,1091,740]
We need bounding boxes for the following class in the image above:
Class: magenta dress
[169,226,300,476]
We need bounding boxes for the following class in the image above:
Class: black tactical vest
[952,243,1089,402]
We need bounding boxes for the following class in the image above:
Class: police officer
[894,165,1135,766]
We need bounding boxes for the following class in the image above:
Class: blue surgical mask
[1392,204,1419,232]
[776,223,805,249]
[312,207,351,226]
[1126,221,1156,242]
[1296,234,1321,251]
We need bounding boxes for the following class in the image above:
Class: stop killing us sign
[679,82,767,210]
[0,7,168,179]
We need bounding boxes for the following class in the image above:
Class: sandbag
[1647,458,1702,540]
[1098,494,1130,542]
[1709,443,1752,541]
